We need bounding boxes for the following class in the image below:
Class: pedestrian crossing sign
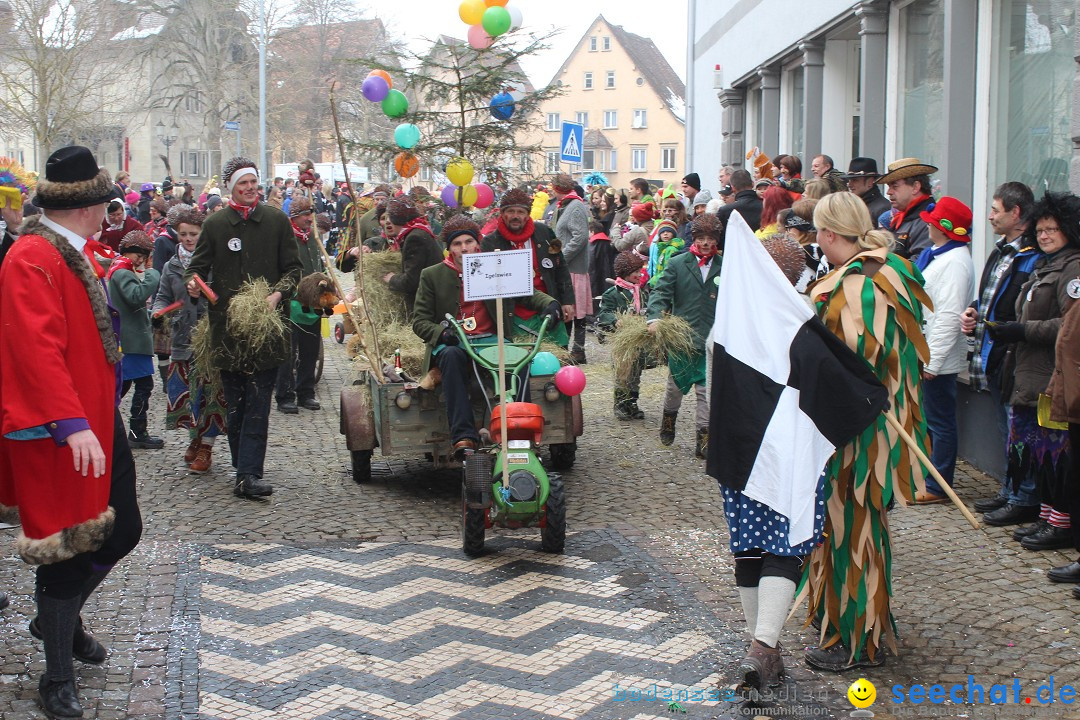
[560,121,583,163]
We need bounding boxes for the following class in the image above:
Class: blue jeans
[922,374,958,494]
[220,367,278,479]
[988,367,1038,506]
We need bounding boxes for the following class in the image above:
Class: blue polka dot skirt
[720,483,825,557]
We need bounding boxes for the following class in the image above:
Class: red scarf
[291,221,309,244]
[443,255,460,273]
[614,276,641,312]
[590,232,610,244]
[396,216,433,247]
[558,192,583,207]
[104,255,134,281]
[497,216,535,247]
[891,193,930,231]
[228,199,256,220]
[84,239,117,279]
[689,245,717,267]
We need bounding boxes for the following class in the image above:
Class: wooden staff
[882,411,981,530]
[328,81,385,381]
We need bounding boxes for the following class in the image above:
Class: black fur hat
[32,146,113,210]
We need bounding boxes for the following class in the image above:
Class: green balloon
[481,6,511,37]
[381,89,409,118]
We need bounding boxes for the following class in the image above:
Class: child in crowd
[598,251,650,421]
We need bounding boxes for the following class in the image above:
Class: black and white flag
[705,212,888,546]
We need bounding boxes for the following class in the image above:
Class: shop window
[897,0,945,167]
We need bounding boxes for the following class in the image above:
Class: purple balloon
[362,75,389,102]
[440,185,459,208]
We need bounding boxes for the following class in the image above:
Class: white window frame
[589,36,597,51]
[632,109,648,129]
[584,72,593,90]
[546,112,560,131]
[631,147,647,172]
[518,153,532,174]
[606,71,615,89]
[545,150,560,173]
[610,149,617,172]
[576,111,588,128]
[661,145,677,172]
[602,36,611,51]
[582,149,595,170]
[603,110,617,129]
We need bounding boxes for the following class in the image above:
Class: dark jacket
[184,202,303,373]
[1047,299,1080,424]
[0,230,15,268]
[646,250,722,351]
[481,222,573,307]
[716,190,762,248]
[292,227,324,277]
[859,186,892,229]
[1005,246,1080,408]
[597,283,650,329]
[972,234,1041,378]
[387,226,443,317]
[99,216,144,252]
[152,254,205,362]
[589,234,619,303]
[137,193,152,223]
[890,195,934,258]
[152,225,178,274]
[412,261,555,369]
[107,265,161,357]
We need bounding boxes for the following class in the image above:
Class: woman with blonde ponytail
[801,192,933,672]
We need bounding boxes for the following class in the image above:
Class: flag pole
[881,411,981,530]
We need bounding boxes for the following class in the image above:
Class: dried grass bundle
[650,314,698,359]
[359,251,408,329]
[377,322,428,378]
[608,313,697,382]
[191,314,219,383]
[225,278,287,359]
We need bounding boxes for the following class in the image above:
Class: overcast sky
[374,0,688,88]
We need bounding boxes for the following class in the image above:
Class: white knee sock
[738,586,759,637]
[754,576,796,648]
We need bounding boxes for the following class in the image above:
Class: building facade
[688,0,1080,476]
[531,16,686,191]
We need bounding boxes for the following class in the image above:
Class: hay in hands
[359,251,408,329]
[608,313,697,382]
[225,278,287,359]
[650,314,698,360]
[191,314,219,383]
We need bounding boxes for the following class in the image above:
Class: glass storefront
[898,0,945,168]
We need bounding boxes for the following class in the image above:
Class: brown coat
[1048,301,1080,423]
[1005,247,1080,408]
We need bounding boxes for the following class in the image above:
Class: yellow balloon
[446,157,475,186]
[457,184,479,207]
[459,0,485,25]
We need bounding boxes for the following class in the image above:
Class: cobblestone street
[1,333,1078,720]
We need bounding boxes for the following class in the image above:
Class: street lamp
[155,119,178,173]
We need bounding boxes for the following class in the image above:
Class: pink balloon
[554,365,586,396]
[467,23,494,50]
[440,185,459,208]
[473,183,494,209]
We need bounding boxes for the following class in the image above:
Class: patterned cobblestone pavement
[0,333,1078,720]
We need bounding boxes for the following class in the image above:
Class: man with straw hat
[877,157,938,258]
[1,146,143,718]
[185,156,302,500]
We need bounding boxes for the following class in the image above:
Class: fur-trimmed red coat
[0,216,121,565]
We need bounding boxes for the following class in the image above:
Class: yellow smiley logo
[848,678,876,708]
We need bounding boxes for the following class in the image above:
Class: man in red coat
[0,146,143,719]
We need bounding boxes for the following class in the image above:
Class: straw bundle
[377,322,428,378]
[608,313,697,383]
[191,314,219,383]
[358,251,408,329]
[225,278,287,359]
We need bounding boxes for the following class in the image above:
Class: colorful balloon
[481,6,512,37]
[507,4,522,30]
[457,184,479,207]
[473,183,494,209]
[484,0,508,6]
[367,69,392,88]
[458,0,485,25]
[446,157,474,186]
[554,365,586,396]
[394,152,419,178]
[361,75,389,102]
[393,123,420,150]
[440,185,459,208]
[467,23,494,50]
[489,91,514,120]
[381,89,409,118]
[530,351,561,376]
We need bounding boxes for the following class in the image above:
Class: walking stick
[882,411,981,530]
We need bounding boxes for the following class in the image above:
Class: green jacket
[185,202,303,373]
[412,261,555,369]
[293,226,325,277]
[646,250,722,351]
[481,222,574,307]
[597,283,650,330]
[107,266,161,357]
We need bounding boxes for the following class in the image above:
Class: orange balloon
[394,152,419,178]
[368,69,392,89]
[485,0,509,5]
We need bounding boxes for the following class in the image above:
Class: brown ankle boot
[189,445,212,473]
[184,438,200,464]
[736,639,784,692]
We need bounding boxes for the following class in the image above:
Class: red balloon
[554,365,586,396]
[473,183,494,209]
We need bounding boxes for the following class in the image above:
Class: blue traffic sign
[224,121,240,131]
[560,121,583,163]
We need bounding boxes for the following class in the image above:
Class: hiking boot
[660,411,677,446]
[183,438,200,464]
[628,392,645,420]
[804,642,887,672]
[736,639,784,692]
[570,348,587,365]
[189,445,212,473]
[127,429,164,450]
[614,391,633,421]
[234,474,273,499]
[695,427,708,459]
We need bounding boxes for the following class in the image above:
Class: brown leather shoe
[735,639,784,692]
[184,438,200,464]
[452,439,477,458]
[189,445,212,473]
[915,490,947,504]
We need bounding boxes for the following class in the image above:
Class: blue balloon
[489,91,515,121]
[530,351,561,376]
[394,123,420,150]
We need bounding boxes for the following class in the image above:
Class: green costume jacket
[412,261,555,370]
[597,283,650,330]
[481,223,574,307]
[185,202,303,373]
[107,266,160,357]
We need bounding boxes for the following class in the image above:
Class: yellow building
[528,16,686,192]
